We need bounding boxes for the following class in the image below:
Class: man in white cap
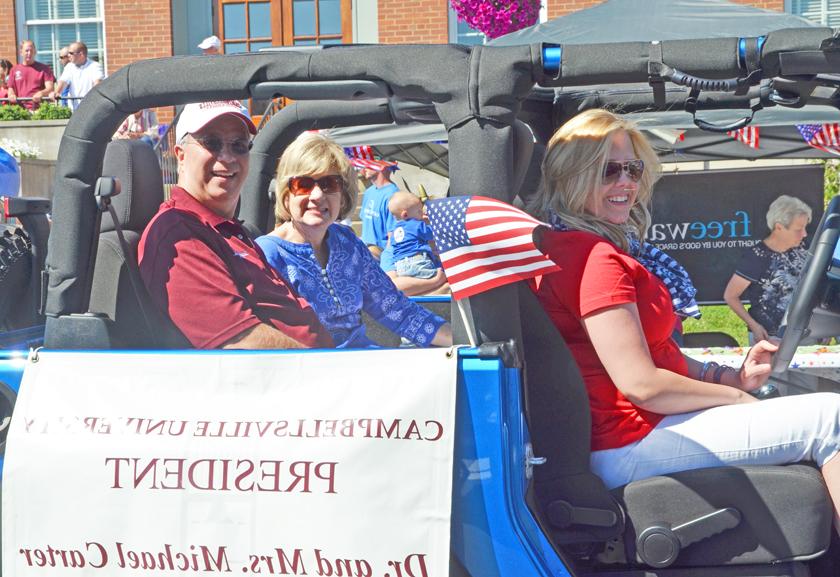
[198,35,222,55]
[138,100,333,350]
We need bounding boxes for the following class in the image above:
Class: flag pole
[456,297,478,347]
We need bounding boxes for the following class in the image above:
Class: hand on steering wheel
[739,340,779,392]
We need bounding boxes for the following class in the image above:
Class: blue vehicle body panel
[453,350,570,577]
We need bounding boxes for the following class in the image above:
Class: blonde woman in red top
[529,108,840,533]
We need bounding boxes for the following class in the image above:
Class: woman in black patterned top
[724,195,812,343]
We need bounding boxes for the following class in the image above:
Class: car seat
[515,283,832,574]
[681,331,740,348]
[86,139,188,348]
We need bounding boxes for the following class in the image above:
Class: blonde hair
[533,109,661,251]
[388,191,420,219]
[274,132,359,223]
[766,194,812,231]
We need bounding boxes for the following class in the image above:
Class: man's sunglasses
[186,135,252,157]
[288,175,344,196]
[602,159,644,184]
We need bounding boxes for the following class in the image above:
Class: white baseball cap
[197,35,221,50]
[175,100,257,143]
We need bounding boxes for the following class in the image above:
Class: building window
[220,0,276,53]
[16,0,106,73]
[216,0,350,115]
[789,0,840,26]
[217,0,351,50]
[284,0,348,45]
[448,8,486,45]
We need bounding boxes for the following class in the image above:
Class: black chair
[682,331,740,348]
[86,139,188,349]
[517,283,832,574]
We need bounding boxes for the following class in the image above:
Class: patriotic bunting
[727,126,759,149]
[426,196,559,300]
[796,124,840,156]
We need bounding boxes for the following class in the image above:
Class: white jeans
[590,392,840,490]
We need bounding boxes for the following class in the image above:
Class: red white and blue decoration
[426,195,559,299]
[344,145,399,171]
[796,124,840,156]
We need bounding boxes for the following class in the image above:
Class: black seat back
[517,282,624,544]
[88,139,188,348]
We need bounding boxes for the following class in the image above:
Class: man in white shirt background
[53,41,103,111]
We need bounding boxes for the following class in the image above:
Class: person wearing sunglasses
[526,109,840,530]
[256,132,452,349]
[139,101,333,350]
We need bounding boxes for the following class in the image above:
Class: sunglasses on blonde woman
[602,159,644,184]
[288,175,344,196]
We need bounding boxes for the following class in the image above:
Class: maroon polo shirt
[8,62,55,109]
[138,186,333,349]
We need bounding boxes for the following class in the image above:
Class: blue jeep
[3,30,840,576]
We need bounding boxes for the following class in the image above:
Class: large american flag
[796,124,840,156]
[727,126,759,149]
[426,196,560,300]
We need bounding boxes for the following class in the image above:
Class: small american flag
[796,124,840,156]
[426,196,560,300]
[343,145,398,171]
[727,126,759,149]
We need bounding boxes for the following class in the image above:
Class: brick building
[0,0,832,95]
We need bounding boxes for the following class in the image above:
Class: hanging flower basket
[450,0,541,39]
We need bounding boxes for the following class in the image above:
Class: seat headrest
[100,140,165,233]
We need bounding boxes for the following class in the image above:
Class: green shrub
[31,102,72,120]
[0,105,32,121]
[824,159,840,207]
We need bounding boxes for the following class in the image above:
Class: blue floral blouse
[256,224,446,348]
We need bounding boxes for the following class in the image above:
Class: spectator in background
[114,109,160,147]
[0,59,13,103]
[198,35,222,55]
[56,46,71,106]
[724,195,812,344]
[359,163,398,260]
[387,191,444,282]
[54,41,103,111]
[7,40,55,110]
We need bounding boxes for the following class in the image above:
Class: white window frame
[786,0,840,25]
[14,0,108,74]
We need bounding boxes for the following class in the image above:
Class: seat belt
[94,176,158,343]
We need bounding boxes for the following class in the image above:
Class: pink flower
[451,0,540,38]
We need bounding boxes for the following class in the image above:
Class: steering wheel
[772,195,840,375]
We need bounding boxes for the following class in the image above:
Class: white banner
[3,349,457,576]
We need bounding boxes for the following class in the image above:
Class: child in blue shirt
[387,191,441,280]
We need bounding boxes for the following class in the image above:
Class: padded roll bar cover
[240,99,393,234]
[541,28,834,87]
[759,27,834,77]
[614,464,831,567]
[546,38,739,87]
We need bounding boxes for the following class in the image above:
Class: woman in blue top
[256,132,452,349]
